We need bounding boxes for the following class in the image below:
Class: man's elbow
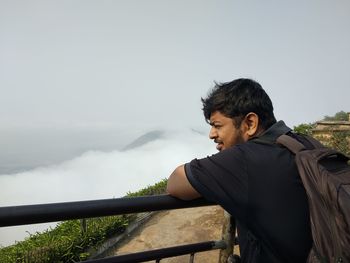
[166,166,183,197]
[166,182,177,197]
[166,184,196,200]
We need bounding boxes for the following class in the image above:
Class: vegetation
[293,123,315,136]
[293,111,350,156]
[126,179,168,197]
[328,131,350,156]
[0,179,167,263]
[323,110,349,121]
[293,111,349,136]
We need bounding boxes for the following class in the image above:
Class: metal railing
[0,194,236,262]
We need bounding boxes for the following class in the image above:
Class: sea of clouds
[0,129,214,246]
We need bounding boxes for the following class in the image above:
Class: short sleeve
[185,146,248,219]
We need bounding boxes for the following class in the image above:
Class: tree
[293,123,315,136]
[329,131,350,156]
[323,111,348,121]
[322,111,350,155]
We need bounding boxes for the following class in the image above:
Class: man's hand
[166,164,201,200]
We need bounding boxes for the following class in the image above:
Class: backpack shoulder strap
[276,134,306,154]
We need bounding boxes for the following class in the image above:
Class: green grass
[0,179,167,263]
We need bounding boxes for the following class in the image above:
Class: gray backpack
[277,134,350,263]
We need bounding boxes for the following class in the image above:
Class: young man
[167,79,312,263]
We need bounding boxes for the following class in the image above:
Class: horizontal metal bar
[0,195,214,227]
[84,240,226,263]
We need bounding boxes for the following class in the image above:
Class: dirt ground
[113,206,230,263]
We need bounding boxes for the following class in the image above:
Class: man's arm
[166,164,201,200]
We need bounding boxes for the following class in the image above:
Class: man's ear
[242,112,260,137]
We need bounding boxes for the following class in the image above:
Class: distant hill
[122,130,164,151]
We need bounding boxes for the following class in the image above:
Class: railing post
[218,211,235,263]
[80,218,87,234]
[189,253,195,263]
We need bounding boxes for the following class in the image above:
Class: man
[167,78,312,263]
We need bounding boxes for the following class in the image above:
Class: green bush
[126,179,167,197]
[293,123,315,136]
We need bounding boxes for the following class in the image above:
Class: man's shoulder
[243,138,279,150]
[211,141,277,165]
[218,140,279,156]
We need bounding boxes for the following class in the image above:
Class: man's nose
[209,127,217,139]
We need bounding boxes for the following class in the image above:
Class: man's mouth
[215,141,223,151]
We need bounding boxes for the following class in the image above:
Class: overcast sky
[1,0,349,132]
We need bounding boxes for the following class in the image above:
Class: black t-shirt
[185,121,312,263]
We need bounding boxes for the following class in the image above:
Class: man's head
[202,78,276,151]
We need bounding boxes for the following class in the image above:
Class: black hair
[201,78,276,129]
